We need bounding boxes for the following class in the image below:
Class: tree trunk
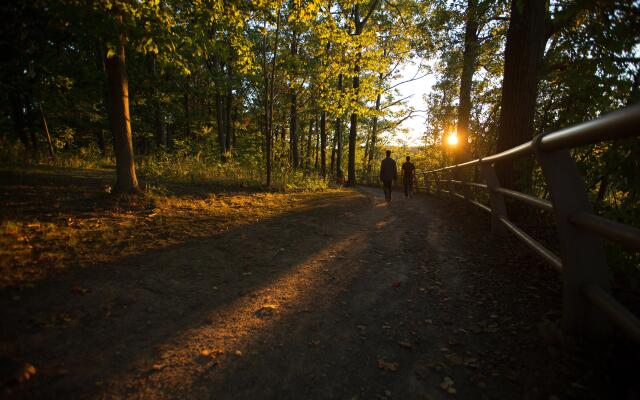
[495,0,548,191]
[215,88,227,158]
[330,120,337,177]
[225,65,233,152]
[290,90,298,168]
[362,126,370,173]
[10,92,29,148]
[320,110,327,178]
[336,74,344,182]
[306,118,313,171]
[149,55,166,148]
[346,1,379,186]
[289,31,299,168]
[265,8,282,187]
[232,105,238,148]
[347,59,360,186]
[224,91,233,152]
[184,89,191,138]
[24,99,39,153]
[39,102,55,159]
[367,84,382,174]
[94,41,107,156]
[314,114,320,170]
[456,0,479,165]
[104,18,139,193]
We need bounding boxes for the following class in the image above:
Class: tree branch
[360,0,381,30]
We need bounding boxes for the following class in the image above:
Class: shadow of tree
[0,184,376,398]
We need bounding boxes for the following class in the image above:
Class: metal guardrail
[422,103,640,343]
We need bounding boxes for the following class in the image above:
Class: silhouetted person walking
[379,150,397,201]
[401,156,415,198]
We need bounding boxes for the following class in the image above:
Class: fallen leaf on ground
[398,340,413,349]
[152,363,165,371]
[445,353,464,366]
[254,304,278,318]
[440,376,457,394]
[71,286,89,295]
[377,359,399,371]
[17,363,36,382]
[234,350,243,357]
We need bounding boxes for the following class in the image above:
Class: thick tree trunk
[496,0,548,191]
[320,110,327,178]
[456,0,479,165]
[104,22,139,193]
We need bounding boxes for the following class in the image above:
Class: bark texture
[105,23,139,193]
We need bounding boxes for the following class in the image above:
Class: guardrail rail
[422,104,640,343]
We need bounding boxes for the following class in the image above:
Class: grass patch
[0,166,357,289]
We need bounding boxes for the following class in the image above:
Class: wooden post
[480,162,508,235]
[534,135,611,340]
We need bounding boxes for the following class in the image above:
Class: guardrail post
[533,135,611,341]
[448,169,455,195]
[435,172,441,194]
[479,162,508,236]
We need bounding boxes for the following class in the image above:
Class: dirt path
[1,186,621,399]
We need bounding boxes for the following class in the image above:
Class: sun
[446,132,458,146]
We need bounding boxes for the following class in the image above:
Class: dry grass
[0,167,353,289]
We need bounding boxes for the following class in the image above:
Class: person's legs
[387,181,393,201]
[404,181,409,197]
[383,181,392,201]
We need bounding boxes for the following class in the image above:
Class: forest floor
[0,167,636,399]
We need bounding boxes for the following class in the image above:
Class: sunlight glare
[446,131,458,146]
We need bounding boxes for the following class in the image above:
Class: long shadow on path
[1,187,374,398]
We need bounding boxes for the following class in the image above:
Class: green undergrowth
[0,142,329,193]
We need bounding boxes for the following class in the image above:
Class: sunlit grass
[0,187,355,289]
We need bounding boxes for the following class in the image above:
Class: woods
[2,2,640,398]
[0,0,638,199]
